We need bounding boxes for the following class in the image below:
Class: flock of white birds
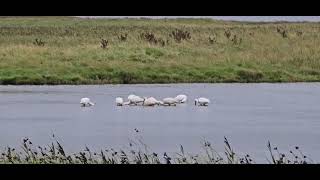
[80,94,210,107]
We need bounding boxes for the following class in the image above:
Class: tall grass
[0,133,314,164]
[1,17,320,84]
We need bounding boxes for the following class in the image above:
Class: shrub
[231,35,242,45]
[117,33,128,42]
[224,29,232,39]
[296,31,303,37]
[140,32,168,46]
[276,27,288,38]
[100,38,109,49]
[170,29,191,43]
[33,38,45,46]
[209,35,217,44]
[140,32,157,44]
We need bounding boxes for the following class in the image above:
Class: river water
[0,83,319,163]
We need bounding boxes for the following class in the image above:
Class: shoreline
[1,81,320,86]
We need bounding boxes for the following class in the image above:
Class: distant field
[0,16,320,84]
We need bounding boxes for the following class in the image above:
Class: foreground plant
[0,133,314,164]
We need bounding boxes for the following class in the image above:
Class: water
[0,83,319,163]
[77,16,320,22]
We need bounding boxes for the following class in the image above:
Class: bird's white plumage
[123,101,131,105]
[175,94,187,103]
[142,97,159,106]
[149,97,163,105]
[162,97,178,106]
[195,97,210,106]
[80,97,94,107]
[128,94,136,100]
[116,97,124,106]
[157,100,164,105]
[128,95,144,105]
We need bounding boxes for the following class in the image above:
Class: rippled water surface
[0,83,319,162]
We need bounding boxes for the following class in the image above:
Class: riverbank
[1,16,320,85]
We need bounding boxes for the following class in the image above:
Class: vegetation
[1,16,320,84]
[0,133,313,164]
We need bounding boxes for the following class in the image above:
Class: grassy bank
[0,135,313,164]
[1,16,320,84]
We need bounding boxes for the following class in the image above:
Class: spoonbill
[116,97,124,106]
[116,97,130,106]
[162,97,178,106]
[143,97,163,106]
[80,98,95,107]
[142,97,157,106]
[175,94,187,103]
[128,95,145,105]
[128,94,136,100]
[194,98,210,106]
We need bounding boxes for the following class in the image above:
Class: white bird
[128,95,145,105]
[116,97,130,106]
[157,100,164,106]
[126,94,136,105]
[116,97,124,106]
[150,97,163,105]
[175,94,187,103]
[162,97,178,106]
[80,97,95,107]
[142,97,159,106]
[194,97,210,106]
[142,97,157,106]
[128,94,136,100]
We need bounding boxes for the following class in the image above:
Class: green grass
[0,134,313,164]
[1,16,320,84]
